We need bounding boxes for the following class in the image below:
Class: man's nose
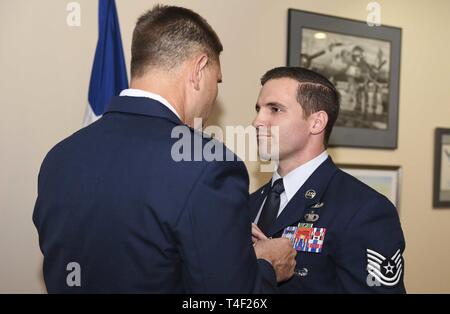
[252,112,266,129]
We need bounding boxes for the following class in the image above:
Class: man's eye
[271,107,281,113]
[255,106,260,112]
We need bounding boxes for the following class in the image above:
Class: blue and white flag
[84,0,128,126]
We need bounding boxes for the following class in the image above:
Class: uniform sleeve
[335,195,406,293]
[174,159,277,293]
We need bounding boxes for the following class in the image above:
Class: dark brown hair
[261,67,340,147]
[131,5,223,78]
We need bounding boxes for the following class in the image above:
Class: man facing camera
[250,67,406,293]
[33,5,296,293]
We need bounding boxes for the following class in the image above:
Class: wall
[1,0,449,293]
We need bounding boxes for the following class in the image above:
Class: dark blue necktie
[257,178,285,235]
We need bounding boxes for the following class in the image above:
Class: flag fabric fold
[84,0,128,126]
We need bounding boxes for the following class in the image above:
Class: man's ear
[190,54,209,91]
[310,111,328,135]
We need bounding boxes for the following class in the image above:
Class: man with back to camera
[250,66,406,293]
[33,5,296,293]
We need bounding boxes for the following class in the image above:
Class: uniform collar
[266,156,339,236]
[272,151,329,203]
[119,88,181,120]
[104,95,183,125]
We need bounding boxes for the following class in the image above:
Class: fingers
[252,223,263,233]
[291,247,297,258]
[278,237,294,252]
[280,252,297,282]
[251,223,268,242]
[291,248,297,262]
[278,239,297,282]
[253,235,298,282]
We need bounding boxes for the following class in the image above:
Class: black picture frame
[337,164,401,210]
[433,128,450,208]
[287,9,402,149]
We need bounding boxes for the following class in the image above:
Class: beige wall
[1,0,449,293]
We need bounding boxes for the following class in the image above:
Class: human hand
[254,238,297,282]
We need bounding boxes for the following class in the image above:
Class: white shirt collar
[119,88,181,120]
[272,151,329,203]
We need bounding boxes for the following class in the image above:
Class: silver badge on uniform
[311,202,324,209]
[304,210,320,222]
[305,189,316,199]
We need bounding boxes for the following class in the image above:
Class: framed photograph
[337,164,401,210]
[288,9,402,149]
[433,128,450,208]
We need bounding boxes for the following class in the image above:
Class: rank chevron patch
[366,248,403,287]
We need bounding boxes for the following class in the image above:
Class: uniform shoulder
[332,167,399,221]
[41,124,93,165]
[168,127,249,181]
[334,168,384,200]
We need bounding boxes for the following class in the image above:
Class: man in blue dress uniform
[250,67,406,293]
[33,6,296,293]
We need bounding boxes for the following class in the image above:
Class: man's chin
[258,152,279,162]
[258,153,271,162]
[257,141,279,162]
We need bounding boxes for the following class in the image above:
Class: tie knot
[271,178,285,195]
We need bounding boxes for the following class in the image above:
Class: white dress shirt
[254,151,329,224]
[119,88,181,120]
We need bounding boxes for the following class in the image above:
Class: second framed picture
[433,128,450,208]
[337,164,401,210]
[288,9,402,149]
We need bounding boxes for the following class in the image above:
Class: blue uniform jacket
[250,157,406,293]
[33,96,276,293]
